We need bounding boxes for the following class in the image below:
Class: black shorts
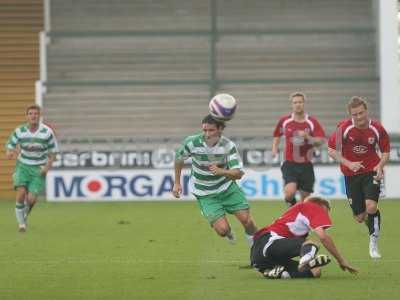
[281,161,315,193]
[250,232,305,273]
[344,171,380,215]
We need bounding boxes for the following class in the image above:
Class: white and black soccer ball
[208,93,237,121]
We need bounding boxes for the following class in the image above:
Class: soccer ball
[209,93,237,121]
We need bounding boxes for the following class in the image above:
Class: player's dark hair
[304,196,331,211]
[347,96,368,113]
[202,114,226,129]
[290,91,307,102]
[26,104,41,115]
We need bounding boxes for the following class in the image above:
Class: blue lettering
[54,176,85,197]
[129,175,152,196]
[261,175,279,196]
[158,175,173,196]
[339,176,346,195]
[104,176,127,197]
[240,180,257,197]
[319,178,335,196]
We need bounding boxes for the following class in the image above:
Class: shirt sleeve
[5,129,18,150]
[311,118,326,138]
[47,129,59,154]
[378,124,391,153]
[273,117,284,138]
[175,137,192,161]
[227,144,243,170]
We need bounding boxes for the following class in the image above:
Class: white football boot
[369,235,381,259]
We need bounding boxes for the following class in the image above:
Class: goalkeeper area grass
[0,200,400,300]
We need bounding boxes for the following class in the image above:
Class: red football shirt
[328,119,390,176]
[273,114,326,163]
[254,201,332,240]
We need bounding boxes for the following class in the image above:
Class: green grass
[1,200,400,300]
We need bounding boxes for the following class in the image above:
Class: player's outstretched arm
[172,160,184,198]
[314,227,358,275]
[271,137,280,158]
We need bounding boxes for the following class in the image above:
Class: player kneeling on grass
[172,115,257,246]
[250,196,358,279]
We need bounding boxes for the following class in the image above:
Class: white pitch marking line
[2,259,400,265]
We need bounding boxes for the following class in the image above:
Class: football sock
[244,233,254,247]
[15,203,25,225]
[286,269,314,278]
[285,196,296,206]
[24,202,33,218]
[284,262,314,278]
[299,243,319,264]
[225,230,236,244]
[367,210,381,237]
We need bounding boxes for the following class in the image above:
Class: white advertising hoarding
[46,165,400,201]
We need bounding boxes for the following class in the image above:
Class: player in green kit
[172,115,257,245]
[5,105,59,232]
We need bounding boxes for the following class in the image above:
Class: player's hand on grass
[339,260,358,275]
[172,183,182,198]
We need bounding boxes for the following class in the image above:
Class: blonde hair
[347,96,368,114]
[290,91,307,102]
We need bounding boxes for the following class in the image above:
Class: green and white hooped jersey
[6,123,59,166]
[175,133,243,196]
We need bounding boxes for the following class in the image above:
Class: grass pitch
[0,199,400,300]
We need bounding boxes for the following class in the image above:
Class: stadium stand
[42,0,377,145]
[0,0,43,200]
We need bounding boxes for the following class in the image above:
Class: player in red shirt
[328,96,390,259]
[250,197,357,279]
[272,92,326,206]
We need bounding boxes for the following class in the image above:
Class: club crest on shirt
[352,145,368,154]
[368,137,375,144]
[26,144,44,151]
[348,198,352,205]
[291,134,305,146]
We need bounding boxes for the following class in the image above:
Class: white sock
[245,233,254,247]
[24,203,31,219]
[299,253,315,265]
[15,203,25,225]
[225,230,236,244]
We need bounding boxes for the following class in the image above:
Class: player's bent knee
[366,203,377,214]
[215,227,230,237]
[212,222,231,237]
